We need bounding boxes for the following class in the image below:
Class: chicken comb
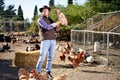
[30,69,36,73]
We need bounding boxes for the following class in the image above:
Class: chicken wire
[71,30,120,71]
[72,12,115,30]
[0,21,29,32]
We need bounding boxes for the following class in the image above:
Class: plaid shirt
[38,17,56,30]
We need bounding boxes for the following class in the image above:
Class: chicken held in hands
[54,8,68,26]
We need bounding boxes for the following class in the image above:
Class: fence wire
[71,30,120,71]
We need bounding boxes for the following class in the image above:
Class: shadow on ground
[0,59,19,80]
[81,70,112,74]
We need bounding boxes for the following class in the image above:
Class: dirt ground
[0,38,120,80]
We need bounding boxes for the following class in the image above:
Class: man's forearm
[38,18,56,30]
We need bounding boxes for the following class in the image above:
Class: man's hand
[55,21,61,28]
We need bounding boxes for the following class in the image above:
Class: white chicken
[58,46,64,52]
[86,56,94,63]
[56,44,60,50]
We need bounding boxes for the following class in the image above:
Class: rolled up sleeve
[38,18,56,30]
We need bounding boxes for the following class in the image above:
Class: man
[36,5,60,79]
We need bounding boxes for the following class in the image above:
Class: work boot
[46,72,53,80]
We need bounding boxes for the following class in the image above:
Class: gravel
[0,41,120,80]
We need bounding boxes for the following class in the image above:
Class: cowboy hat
[39,5,51,12]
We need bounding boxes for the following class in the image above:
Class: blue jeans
[36,40,56,73]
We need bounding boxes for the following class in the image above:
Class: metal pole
[92,32,94,52]
[77,32,78,46]
[107,33,110,66]
[71,30,73,47]
[83,30,86,49]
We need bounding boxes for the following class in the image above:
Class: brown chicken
[68,50,85,67]
[11,37,17,45]
[60,51,66,62]
[18,68,29,80]
[18,68,49,80]
[53,73,68,80]
[54,8,68,26]
[29,69,39,79]
[63,42,71,54]
[29,69,49,80]
[18,68,68,80]
[65,42,71,50]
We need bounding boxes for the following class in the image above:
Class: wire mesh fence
[73,11,120,30]
[0,21,30,32]
[71,30,120,71]
[73,12,113,30]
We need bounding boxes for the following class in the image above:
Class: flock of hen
[18,68,67,80]
[56,42,95,68]
[17,9,95,80]
[18,42,94,80]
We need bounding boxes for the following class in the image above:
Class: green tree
[0,0,5,18]
[33,5,38,20]
[50,5,94,26]
[4,5,16,18]
[86,0,120,13]
[49,0,54,6]
[68,0,73,4]
[29,15,39,32]
[17,5,24,20]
